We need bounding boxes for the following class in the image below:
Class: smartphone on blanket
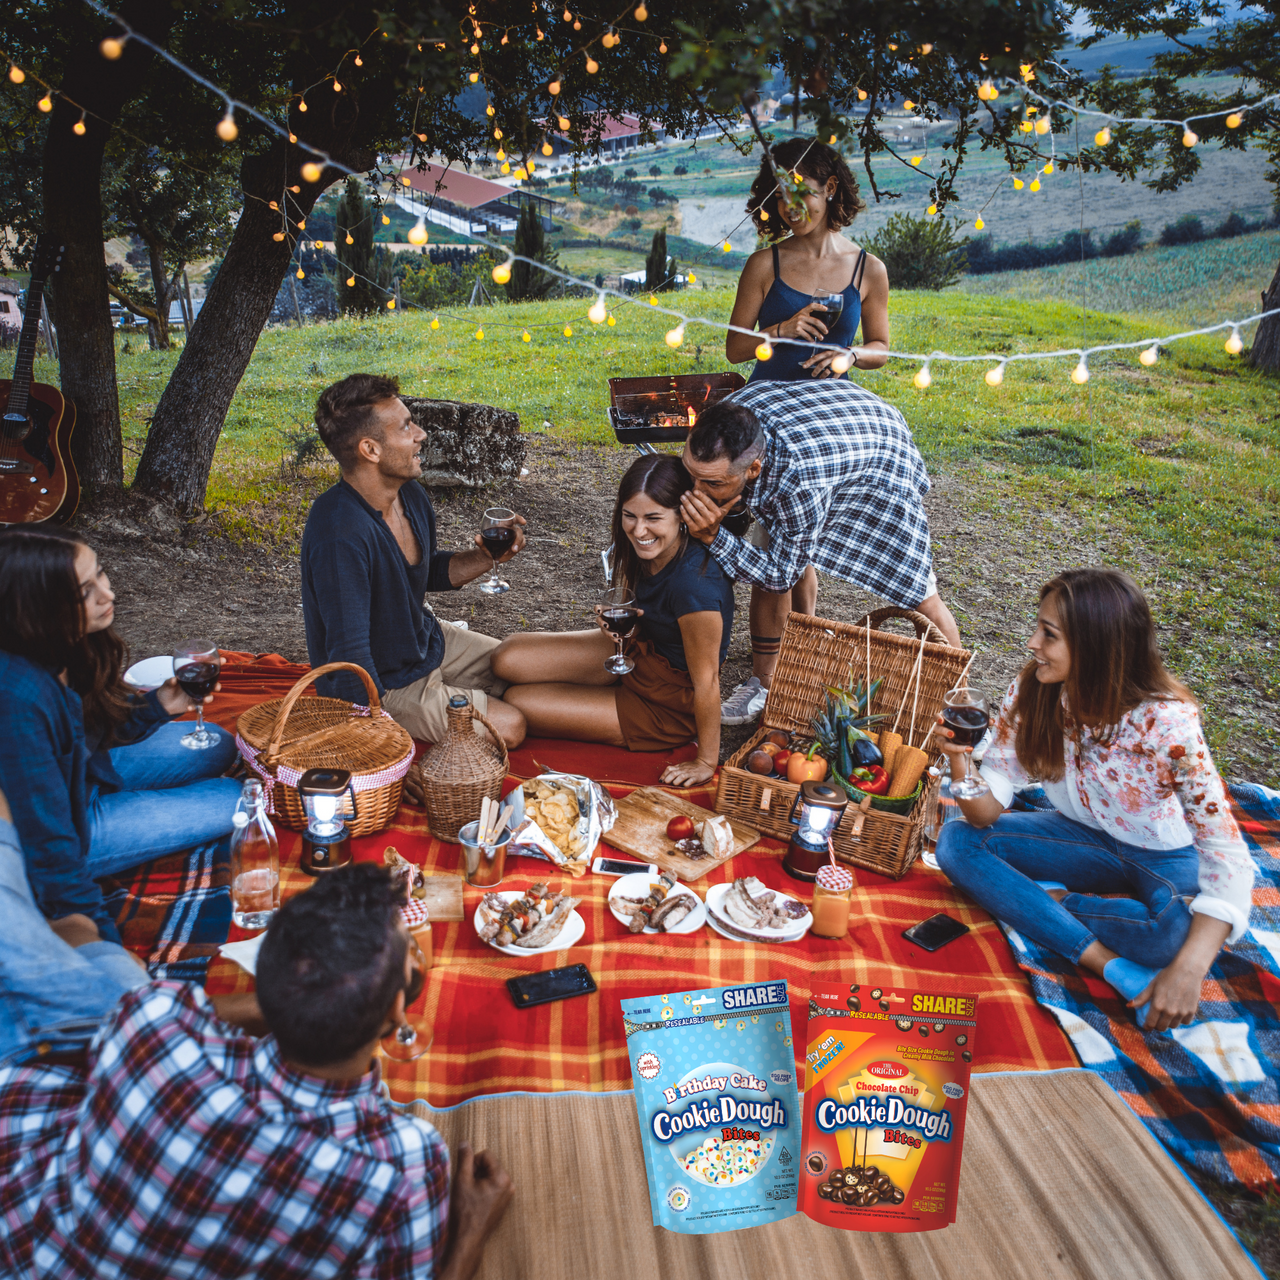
[902,914,970,952]
[507,964,598,1009]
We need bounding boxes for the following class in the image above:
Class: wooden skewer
[865,618,872,715]
[954,650,976,691]
[907,637,927,748]
[495,802,514,840]
[479,796,494,843]
[891,631,929,737]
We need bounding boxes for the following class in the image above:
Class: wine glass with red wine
[940,686,990,800]
[478,507,516,596]
[597,586,638,676]
[380,934,432,1061]
[173,638,220,751]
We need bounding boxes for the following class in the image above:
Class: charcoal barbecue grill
[607,372,746,453]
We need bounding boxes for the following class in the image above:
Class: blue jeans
[0,818,149,1066]
[935,808,1198,968]
[86,722,242,880]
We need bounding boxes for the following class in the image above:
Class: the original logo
[867,1060,909,1080]
[636,1051,661,1080]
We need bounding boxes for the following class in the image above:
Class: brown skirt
[614,639,698,752]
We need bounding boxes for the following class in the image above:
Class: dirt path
[78,435,1278,781]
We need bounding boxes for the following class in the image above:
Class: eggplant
[848,730,884,769]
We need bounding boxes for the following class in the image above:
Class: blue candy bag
[622,981,801,1234]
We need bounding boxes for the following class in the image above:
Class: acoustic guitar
[0,240,79,525]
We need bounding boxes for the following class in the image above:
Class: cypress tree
[645,227,670,292]
[335,177,392,315]
[507,201,559,302]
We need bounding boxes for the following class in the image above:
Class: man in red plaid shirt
[0,858,512,1279]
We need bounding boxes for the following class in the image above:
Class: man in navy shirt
[302,374,527,751]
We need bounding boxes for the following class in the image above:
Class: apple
[773,749,792,773]
[666,814,696,841]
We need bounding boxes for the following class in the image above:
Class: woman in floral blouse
[935,568,1254,1033]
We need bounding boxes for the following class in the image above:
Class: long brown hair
[1015,568,1192,780]
[747,137,866,241]
[609,455,692,597]
[0,526,132,743]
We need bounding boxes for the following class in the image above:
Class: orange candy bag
[797,975,979,1232]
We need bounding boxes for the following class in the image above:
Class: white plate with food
[705,878,812,941]
[704,907,809,946]
[474,885,585,956]
[123,655,174,691]
[608,872,705,935]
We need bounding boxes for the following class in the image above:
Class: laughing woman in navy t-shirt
[492,456,735,786]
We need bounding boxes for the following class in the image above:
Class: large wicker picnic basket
[716,609,971,879]
[235,661,415,836]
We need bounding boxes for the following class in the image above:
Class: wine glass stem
[194,704,205,737]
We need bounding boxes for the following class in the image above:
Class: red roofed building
[544,114,667,158]
[392,159,556,237]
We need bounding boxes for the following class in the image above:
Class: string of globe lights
[11,6,1276,386]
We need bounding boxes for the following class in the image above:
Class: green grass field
[42,230,1279,775]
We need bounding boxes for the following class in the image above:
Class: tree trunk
[134,93,377,512]
[1250,257,1280,373]
[40,0,180,497]
[147,246,174,351]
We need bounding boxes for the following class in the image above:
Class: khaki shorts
[381,623,509,743]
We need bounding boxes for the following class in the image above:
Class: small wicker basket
[417,695,509,842]
[236,661,414,836]
[716,608,972,879]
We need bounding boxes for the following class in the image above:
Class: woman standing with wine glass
[934,569,1255,1034]
[491,456,735,787]
[725,138,889,384]
[0,527,242,944]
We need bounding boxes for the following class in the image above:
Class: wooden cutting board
[416,874,465,921]
[606,787,761,882]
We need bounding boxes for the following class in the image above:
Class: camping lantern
[297,767,357,876]
[783,781,849,882]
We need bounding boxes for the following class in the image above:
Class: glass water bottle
[230,778,280,930]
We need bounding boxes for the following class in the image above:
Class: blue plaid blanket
[998,782,1280,1189]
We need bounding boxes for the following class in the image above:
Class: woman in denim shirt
[0,527,240,942]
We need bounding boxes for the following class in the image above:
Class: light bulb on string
[99,38,124,60]
[1035,117,1050,135]
[1095,126,1111,146]
[1029,178,1041,192]
[542,142,553,156]
[563,324,573,337]
[486,104,495,117]
[73,112,87,136]
[272,231,285,242]
[382,214,390,225]
[288,133,297,143]
[648,294,658,306]
[333,80,342,92]
[573,19,581,30]
[903,99,914,111]
[665,325,685,348]
[1182,128,1198,147]
[974,217,985,230]
[495,147,505,160]
[563,7,572,18]
[387,299,396,310]
[298,98,307,112]
[475,326,484,339]
[216,109,238,141]
[1043,161,1054,174]
[1139,344,1158,366]
[1224,329,1244,355]
[500,162,510,174]
[586,55,598,73]
[1070,360,1089,384]
[926,203,937,215]
[470,43,479,54]
[345,233,354,245]
[688,273,696,283]
[755,340,773,361]
[401,173,413,185]
[297,219,306,229]
[296,267,305,279]
[588,294,607,323]
[290,185,301,193]
[469,72,480,83]
[760,211,769,221]
[1013,177,1024,190]
[830,352,851,374]
[536,28,545,40]
[407,217,428,245]
[548,79,561,95]
[635,2,648,18]
[913,365,932,389]
[38,94,53,112]
[857,88,866,100]
[722,240,731,252]
[557,115,570,130]
[514,166,527,180]
[430,316,440,330]
[354,55,363,66]
[302,161,323,183]
[492,260,513,284]
[1226,113,1242,129]
[8,63,25,83]
[659,40,667,53]
[522,329,532,342]
[607,314,616,327]
[346,275,355,286]
[985,363,1005,386]
[911,155,922,166]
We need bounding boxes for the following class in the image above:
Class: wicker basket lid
[236,661,413,775]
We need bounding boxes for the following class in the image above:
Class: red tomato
[773,749,792,773]
[666,815,696,841]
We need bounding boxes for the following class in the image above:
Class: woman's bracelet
[850,349,859,368]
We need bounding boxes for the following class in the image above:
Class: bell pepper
[787,742,828,784]
[849,764,890,796]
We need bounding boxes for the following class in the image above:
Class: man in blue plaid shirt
[680,380,959,723]
[0,853,512,1280]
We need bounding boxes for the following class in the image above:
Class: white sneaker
[721,677,767,725]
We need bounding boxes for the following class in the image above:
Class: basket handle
[853,606,949,647]
[264,661,383,763]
